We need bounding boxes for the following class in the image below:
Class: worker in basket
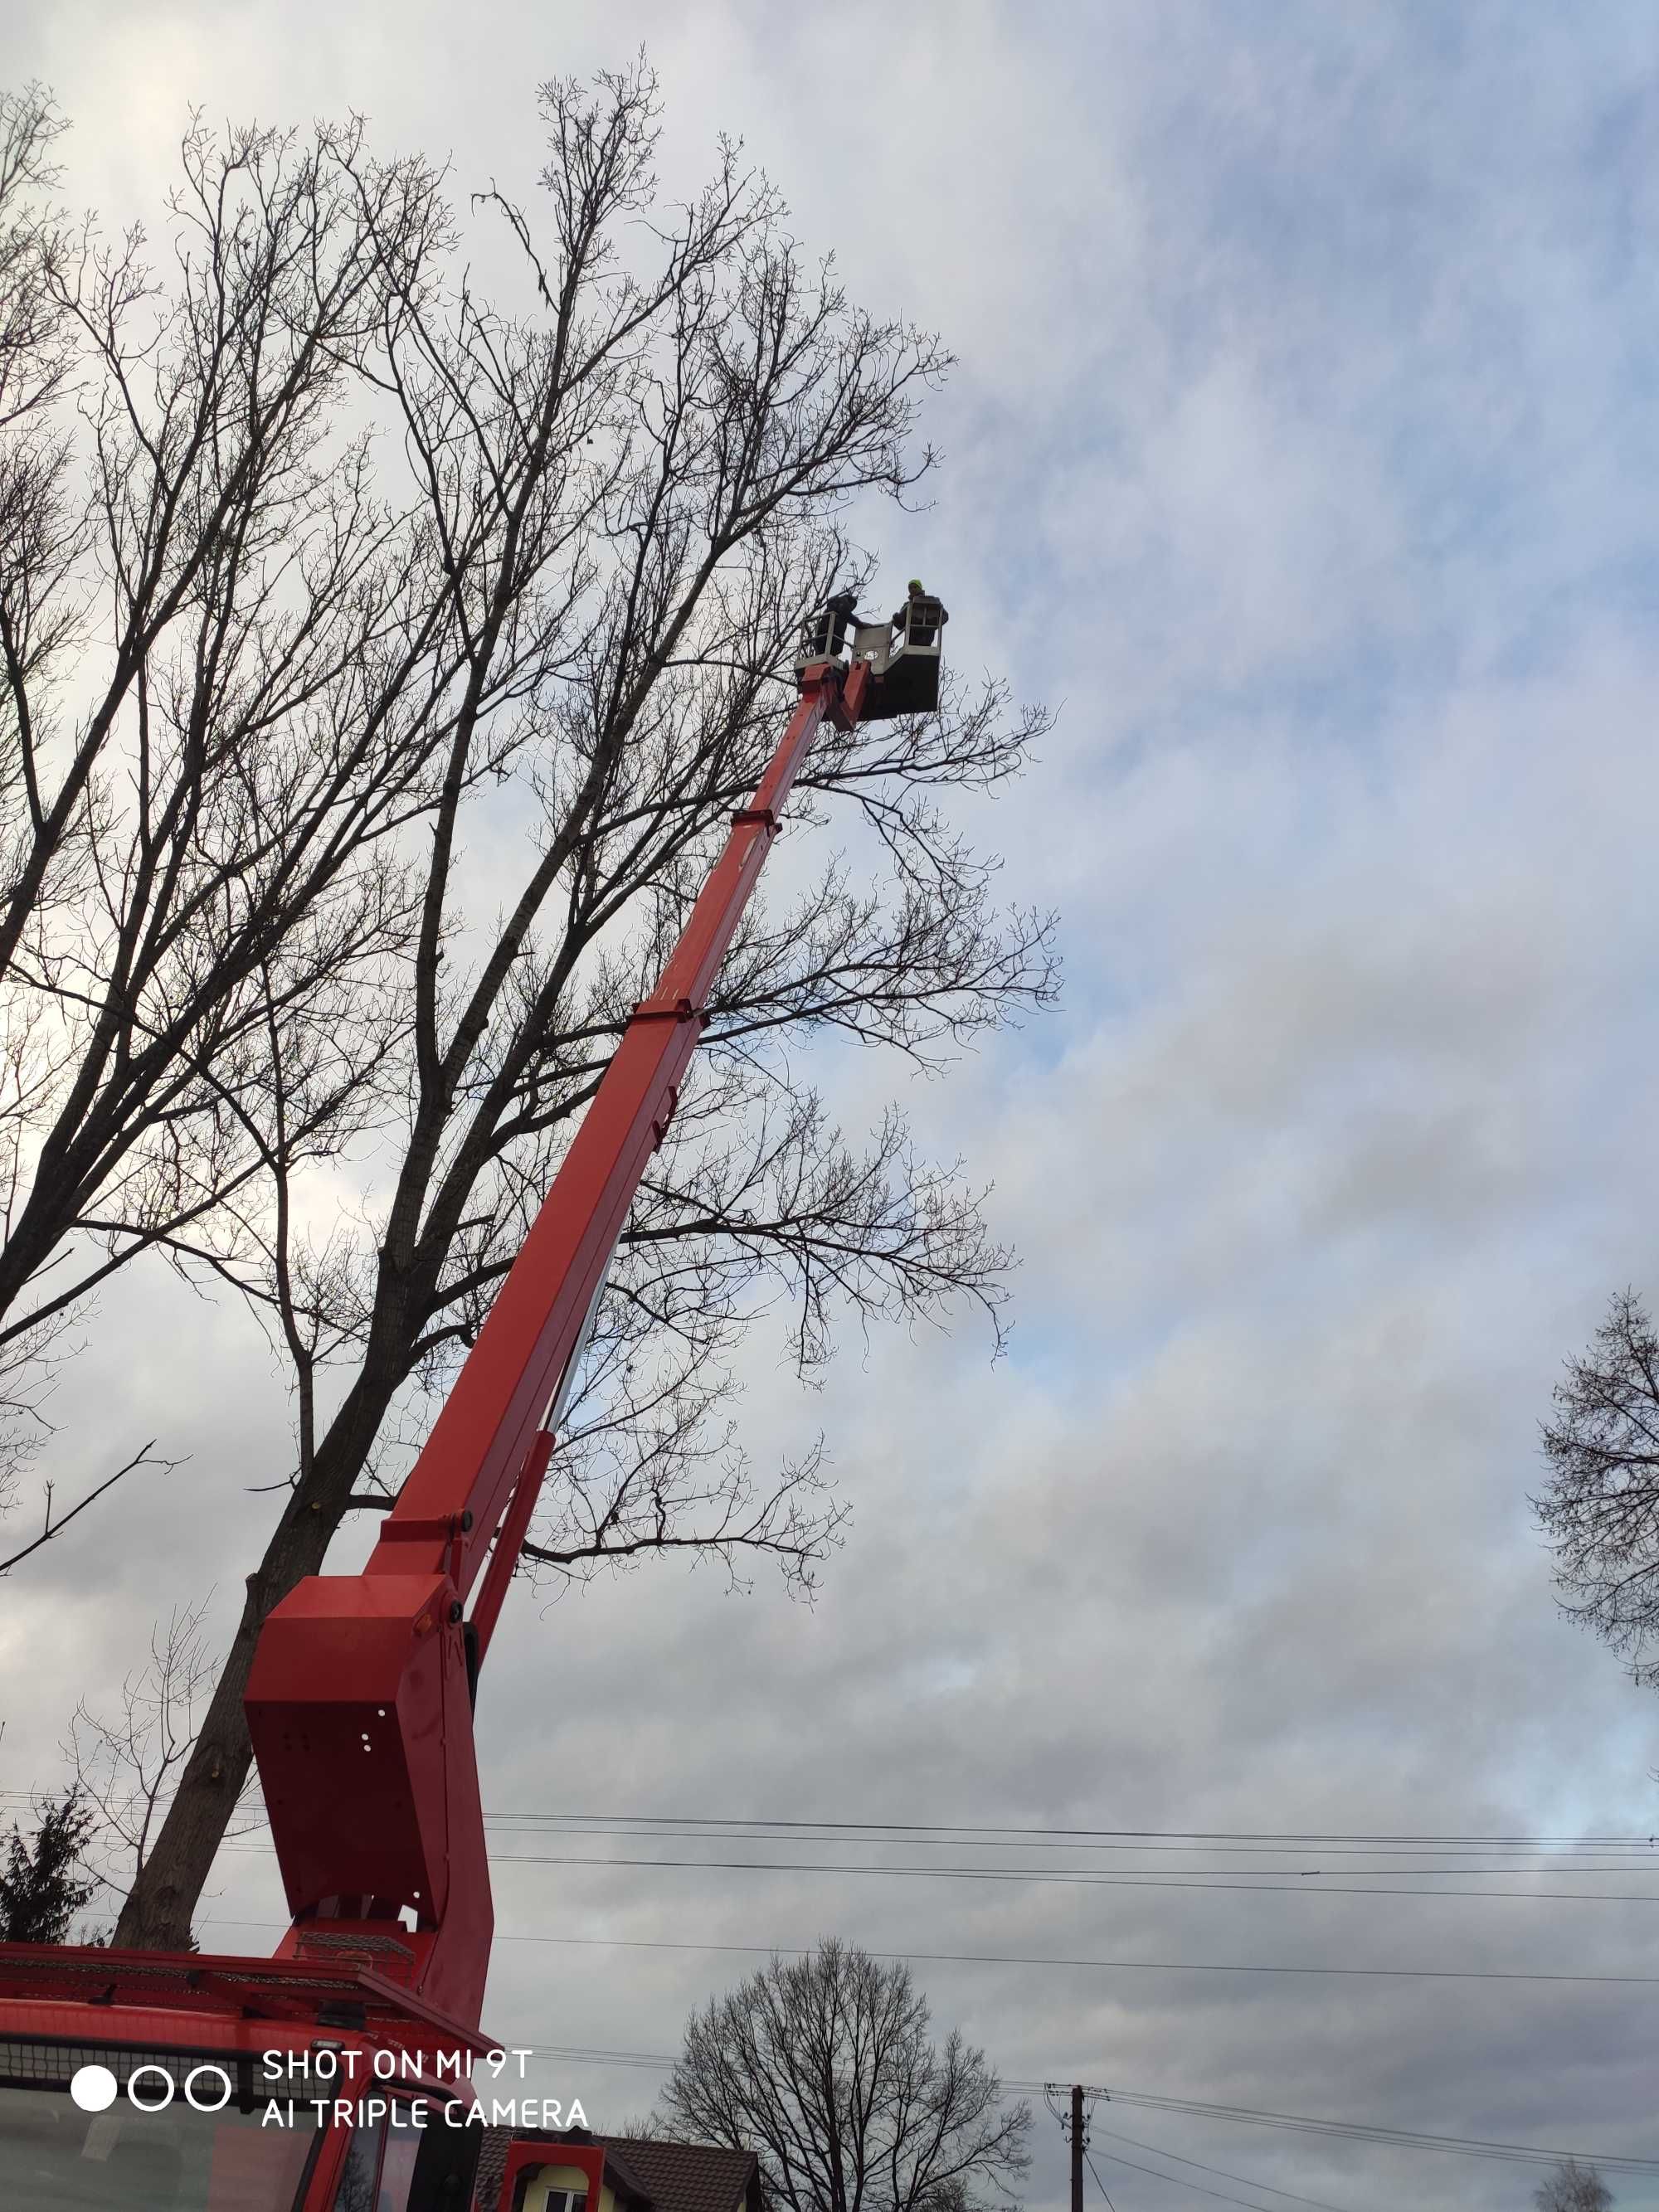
[803,588,859,662]
[893,577,946,649]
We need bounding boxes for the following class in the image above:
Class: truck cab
[0,1941,489,2210]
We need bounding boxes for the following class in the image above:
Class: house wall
[519,2161,615,2212]
[494,2137,615,2212]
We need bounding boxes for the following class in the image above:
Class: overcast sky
[5,5,1659,2210]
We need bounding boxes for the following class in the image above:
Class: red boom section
[246,661,863,2026]
[370,696,831,1597]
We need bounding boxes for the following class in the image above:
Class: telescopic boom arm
[374,655,869,1606]
[244,645,886,2025]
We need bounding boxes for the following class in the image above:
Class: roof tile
[472,2127,760,2212]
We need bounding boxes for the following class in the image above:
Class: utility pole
[1044,2083,1102,2208]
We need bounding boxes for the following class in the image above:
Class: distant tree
[0,1787,95,1941]
[1534,2157,1613,2212]
[659,1940,1030,2212]
[1534,1290,1659,1684]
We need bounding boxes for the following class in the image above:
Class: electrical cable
[1088,2141,1292,2212]
[1092,2123,1370,2212]
[214,1833,1659,1879]
[420,1847,1659,1903]
[14,1787,1659,1853]
[471,1821,1659,1864]
[216,1836,1659,1886]
[1018,2077,1353,2212]
[28,1791,1657,1857]
[1002,2083,1659,2176]
[448,2042,1659,2175]
[460,1810,1659,1847]
[1082,2148,1119,2212]
[197,1917,1659,1988]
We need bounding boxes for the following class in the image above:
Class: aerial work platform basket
[794,583,948,718]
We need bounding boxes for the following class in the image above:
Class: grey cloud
[5,7,1659,2210]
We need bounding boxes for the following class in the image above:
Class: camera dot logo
[71,2065,119,2113]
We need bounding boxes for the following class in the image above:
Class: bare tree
[659,1940,1030,2212]
[64,1597,259,1913]
[1534,1290,1659,1685]
[0,95,456,1489]
[33,61,1056,1952]
[0,88,71,426]
[1534,2158,1613,2212]
[0,85,79,1499]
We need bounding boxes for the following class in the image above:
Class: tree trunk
[110,1520,318,1948]
[112,1359,405,1949]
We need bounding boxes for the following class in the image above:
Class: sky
[4,4,1659,2209]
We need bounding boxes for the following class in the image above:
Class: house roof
[473,2127,761,2212]
[473,2126,508,2209]
[596,2136,761,2212]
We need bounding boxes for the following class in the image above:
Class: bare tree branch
[0,1437,174,1575]
[64,1597,259,1909]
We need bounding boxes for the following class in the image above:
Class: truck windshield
[0,2043,323,2211]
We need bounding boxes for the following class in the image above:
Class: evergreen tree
[0,1791,96,1942]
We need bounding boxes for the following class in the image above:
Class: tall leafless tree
[1534,1289,1659,1686]
[0,86,474,1559]
[659,1939,1031,2212]
[3,62,1053,1952]
[0,84,79,1498]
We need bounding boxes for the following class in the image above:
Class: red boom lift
[0,586,948,2212]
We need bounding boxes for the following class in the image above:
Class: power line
[32,1788,1659,1864]
[471,1821,1659,1864]
[140,1824,1659,1869]
[1088,2140,1300,2212]
[1082,2149,1118,2212]
[411,1847,1659,1903]
[469,1829,1659,1873]
[17,1789,1659,1851]
[498,2044,1659,2185]
[1092,2123,1365,2212]
[1002,2083,1659,2176]
[469,1811,1659,1846]
[217,1838,1659,1887]
[1070,2078,1335,2212]
[197,1918,1659,1988]
[485,1853,1659,1876]
[530,2042,673,2068]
